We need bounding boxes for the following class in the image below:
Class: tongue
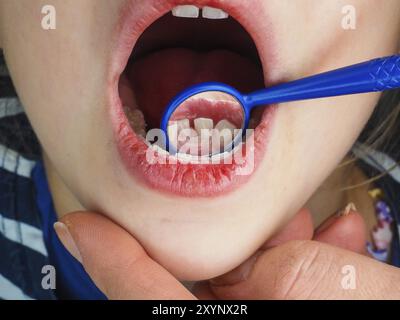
[124,48,264,129]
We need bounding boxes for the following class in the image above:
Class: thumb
[54,211,195,300]
[210,240,400,300]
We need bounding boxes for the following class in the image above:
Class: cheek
[1,0,122,195]
[245,93,378,233]
[266,93,378,195]
[266,0,400,82]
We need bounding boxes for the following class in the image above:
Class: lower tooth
[124,107,146,137]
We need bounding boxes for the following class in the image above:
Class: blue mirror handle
[243,54,400,109]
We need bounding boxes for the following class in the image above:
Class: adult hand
[54,206,400,299]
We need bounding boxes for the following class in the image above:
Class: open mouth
[109,0,278,197]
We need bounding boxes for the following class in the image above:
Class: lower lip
[108,0,278,197]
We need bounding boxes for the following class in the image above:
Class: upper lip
[108,0,279,197]
[110,0,277,82]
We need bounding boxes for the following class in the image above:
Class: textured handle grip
[245,54,400,108]
[370,55,400,91]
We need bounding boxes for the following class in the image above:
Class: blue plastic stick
[243,55,400,107]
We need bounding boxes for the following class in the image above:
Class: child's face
[1,0,399,280]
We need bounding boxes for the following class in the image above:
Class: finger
[262,208,314,249]
[210,208,314,286]
[210,240,400,300]
[55,212,196,300]
[314,208,367,254]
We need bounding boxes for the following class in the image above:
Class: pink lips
[108,0,278,197]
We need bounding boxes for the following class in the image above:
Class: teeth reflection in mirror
[194,118,214,135]
[215,119,236,132]
[177,128,198,156]
[215,119,236,150]
[202,6,229,19]
[178,127,198,140]
[176,119,190,131]
[210,129,223,154]
[167,121,179,148]
[218,129,234,149]
[166,118,240,156]
[172,5,200,18]
[198,129,213,156]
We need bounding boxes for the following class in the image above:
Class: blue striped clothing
[0,139,106,299]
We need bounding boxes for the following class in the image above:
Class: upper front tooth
[194,118,214,134]
[172,5,200,18]
[175,119,190,131]
[167,122,179,147]
[215,119,236,132]
[202,6,229,19]
[215,119,236,148]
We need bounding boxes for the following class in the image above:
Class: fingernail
[338,202,357,217]
[54,222,83,263]
[210,251,263,286]
[316,202,358,235]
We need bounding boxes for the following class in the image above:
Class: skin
[0,0,399,282]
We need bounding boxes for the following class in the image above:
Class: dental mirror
[161,88,247,156]
[161,54,400,155]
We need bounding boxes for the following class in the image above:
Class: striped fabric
[0,54,16,98]
[0,274,34,300]
[0,144,36,178]
[0,98,23,119]
[0,53,55,299]
[0,51,41,159]
[0,145,56,300]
